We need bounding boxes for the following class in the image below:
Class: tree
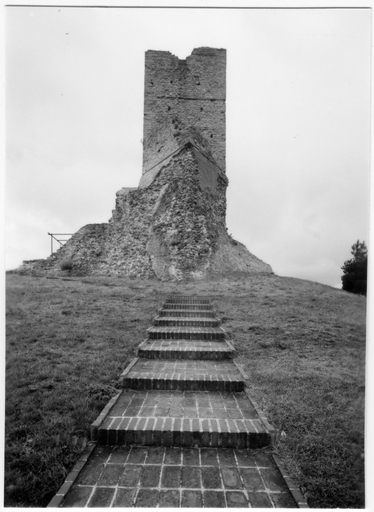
[341,240,368,295]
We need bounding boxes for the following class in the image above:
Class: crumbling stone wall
[142,48,226,180]
[19,47,272,280]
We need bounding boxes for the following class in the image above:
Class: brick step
[153,316,221,328]
[162,303,213,311]
[166,297,211,305]
[93,390,272,449]
[147,326,226,340]
[158,309,216,318]
[55,444,299,509]
[137,339,234,360]
[120,359,244,392]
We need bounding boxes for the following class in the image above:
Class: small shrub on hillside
[60,257,74,271]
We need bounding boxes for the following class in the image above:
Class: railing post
[48,233,73,255]
[48,232,53,255]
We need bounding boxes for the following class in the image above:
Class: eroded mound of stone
[20,142,271,280]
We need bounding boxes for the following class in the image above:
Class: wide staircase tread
[137,339,235,360]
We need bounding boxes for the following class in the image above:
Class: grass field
[5,271,366,507]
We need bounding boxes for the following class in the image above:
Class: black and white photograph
[4,1,371,508]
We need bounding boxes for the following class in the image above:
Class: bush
[60,257,74,271]
[341,240,368,295]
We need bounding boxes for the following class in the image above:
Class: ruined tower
[141,48,226,188]
[20,48,272,280]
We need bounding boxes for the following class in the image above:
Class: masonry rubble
[19,47,272,280]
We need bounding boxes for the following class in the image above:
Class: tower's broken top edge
[145,47,226,59]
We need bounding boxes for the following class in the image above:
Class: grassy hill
[5,271,366,507]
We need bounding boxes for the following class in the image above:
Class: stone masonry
[20,48,272,280]
[141,47,226,185]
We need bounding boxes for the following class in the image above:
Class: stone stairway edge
[243,390,277,440]
[233,360,250,381]
[272,454,309,508]
[90,392,122,441]
[47,441,97,508]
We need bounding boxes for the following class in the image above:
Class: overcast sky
[5,3,371,288]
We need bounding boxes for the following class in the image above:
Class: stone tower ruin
[20,48,272,280]
[141,48,226,187]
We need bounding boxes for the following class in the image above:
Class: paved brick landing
[121,360,244,391]
[50,294,308,507]
[58,445,298,508]
[104,390,259,420]
[137,339,234,360]
[94,390,270,448]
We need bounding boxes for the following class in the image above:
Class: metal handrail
[48,232,73,255]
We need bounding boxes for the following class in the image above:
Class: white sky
[4,2,372,288]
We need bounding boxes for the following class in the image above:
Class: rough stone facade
[19,48,272,280]
[142,48,226,183]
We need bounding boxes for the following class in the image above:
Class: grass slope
[5,272,366,507]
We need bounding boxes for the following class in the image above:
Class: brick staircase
[49,294,307,508]
[93,294,273,449]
